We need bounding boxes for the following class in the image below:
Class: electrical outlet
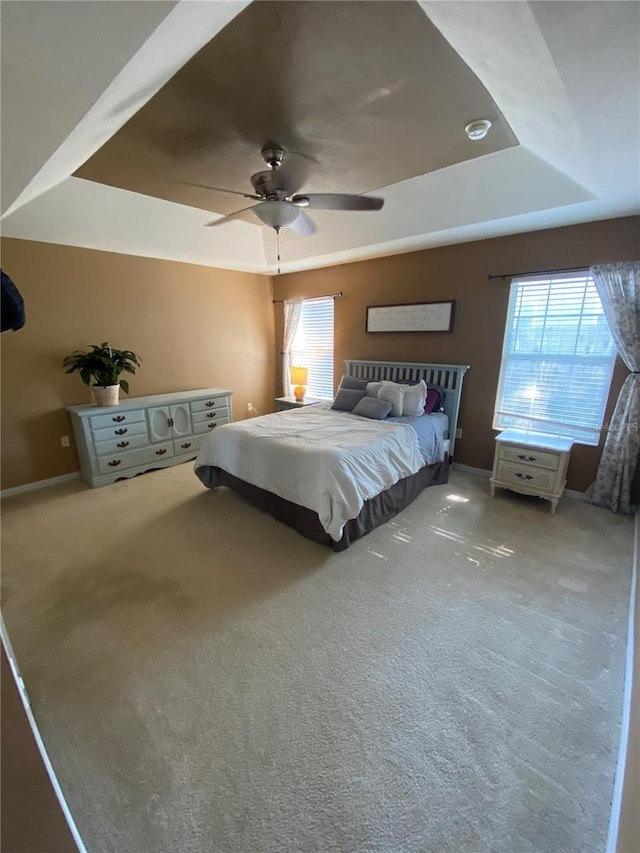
[60,435,71,447]
[455,427,463,439]
[247,402,253,412]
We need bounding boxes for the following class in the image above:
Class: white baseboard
[452,463,585,500]
[1,471,80,499]
[564,488,586,501]
[453,463,491,477]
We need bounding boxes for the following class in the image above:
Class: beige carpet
[1,464,633,853]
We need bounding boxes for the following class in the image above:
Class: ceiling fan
[182,144,385,237]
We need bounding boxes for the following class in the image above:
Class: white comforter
[194,405,425,542]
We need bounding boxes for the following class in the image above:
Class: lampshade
[254,200,301,230]
[290,366,308,385]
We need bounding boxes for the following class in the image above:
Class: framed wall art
[366,300,455,333]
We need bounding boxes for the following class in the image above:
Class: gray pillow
[338,375,369,391]
[331,387,367,412]
[352,397,393,419]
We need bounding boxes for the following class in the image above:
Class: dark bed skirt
[197,456,449,551]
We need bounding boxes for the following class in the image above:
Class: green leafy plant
[63,342,141,394]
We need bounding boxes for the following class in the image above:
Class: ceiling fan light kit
[254,200,301,230]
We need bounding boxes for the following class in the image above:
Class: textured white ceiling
[1,0,638,274]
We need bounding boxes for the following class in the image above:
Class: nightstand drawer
[275,396,324,411]
[498,444,560,471]
[496,461,557,492]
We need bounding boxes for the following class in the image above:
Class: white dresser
[490,429,574,513]
[67,388,232,487]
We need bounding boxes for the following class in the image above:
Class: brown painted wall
[273,216,639,492]
[3,217,637,492]
[1,646,78,853]
[0,238,275,489]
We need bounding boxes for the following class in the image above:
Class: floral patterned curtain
[586,261,640,514]
[282,300,303,397]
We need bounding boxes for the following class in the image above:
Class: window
[290,296,334,399]
[493,272,616,445]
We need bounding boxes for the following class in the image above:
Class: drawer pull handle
[113,415,125,423]
[205,401,216,408]
[155,448,167,456]
[206,412,217,419]
[108,459,122,467]
[116,441,129,448]
[517,454,537,462]
[208,423,217,429]
[514,472,534,481]
[181,442,192,449]
[114,428,128,435]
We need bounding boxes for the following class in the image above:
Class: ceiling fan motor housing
[251,170,289,200]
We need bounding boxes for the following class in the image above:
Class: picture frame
[366,300,455,333]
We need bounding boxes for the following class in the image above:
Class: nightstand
[275,396,324,412]
[490,429,574,513]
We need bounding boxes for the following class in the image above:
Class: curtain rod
[272,291,343,304]
[487,266,590,281]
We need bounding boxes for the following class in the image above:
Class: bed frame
[203,360,470,550]
[345,360,470,461]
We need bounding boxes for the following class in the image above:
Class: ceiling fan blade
[204,204,259,227]
[288,210,317,237]
[292,193,385,212]
[180,181,261,201]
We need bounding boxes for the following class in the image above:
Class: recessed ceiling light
[465,119,492,141]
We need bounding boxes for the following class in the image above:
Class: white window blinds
[290,296,335,399]
[493,272,616,445]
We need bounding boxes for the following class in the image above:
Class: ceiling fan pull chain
[276,226,281,275]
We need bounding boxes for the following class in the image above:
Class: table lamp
[290,366,309,402]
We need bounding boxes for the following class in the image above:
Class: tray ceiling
[2,1,638,274]
[74,1,517,216]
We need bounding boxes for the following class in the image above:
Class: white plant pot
[93,385,120,407]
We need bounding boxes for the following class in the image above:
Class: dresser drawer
[498,444,560,471]
[93,420,148,444]
[89,409,146,430]
[94,434,149,456]
[173,434,208,457]
[97,442,174,475]
[191,407,229,425]
[190,397,229,414]
[193,417,230,435]
[496,460,558,492]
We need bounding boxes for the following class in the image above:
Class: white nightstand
[490,429,574,513]
[275,396,324,412]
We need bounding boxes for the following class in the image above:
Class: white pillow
[366,381,382,398]
[402,380,427,417]
[377,383,404,417]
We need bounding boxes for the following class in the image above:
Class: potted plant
[63,342,142,406]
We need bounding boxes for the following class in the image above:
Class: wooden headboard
[345,359,470,461]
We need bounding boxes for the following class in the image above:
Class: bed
[195,360,469,550]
